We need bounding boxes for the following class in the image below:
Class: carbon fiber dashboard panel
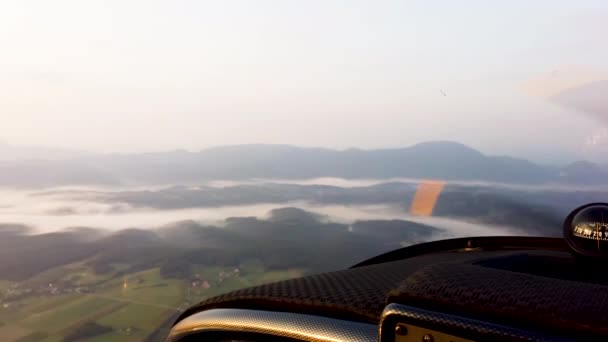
[388,263,608,338]
[353,236,566,267]
[166,308,377,342]
[175,251,495,324]
[173,237,608,341]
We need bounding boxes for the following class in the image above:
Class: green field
[100,268,185,308]
[0,261,301,341]
[22,297,122,332]
[5,294,81,322]
[0,324,31,341]
[0,280,13,291]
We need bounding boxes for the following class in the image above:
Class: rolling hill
[0,207,441,281]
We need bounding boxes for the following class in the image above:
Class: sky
[1,0,607,163]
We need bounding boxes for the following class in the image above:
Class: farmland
[0,262,298,342]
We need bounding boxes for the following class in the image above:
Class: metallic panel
[166,308,377,342]
[380,303,568,342]
[394,323,473,342]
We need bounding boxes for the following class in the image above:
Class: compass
[564,203,608,259]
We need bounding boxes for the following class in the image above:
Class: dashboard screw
[395,325,408,335]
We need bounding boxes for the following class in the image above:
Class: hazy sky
[1,1,607,162]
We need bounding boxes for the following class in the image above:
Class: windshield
[1,1,607,341]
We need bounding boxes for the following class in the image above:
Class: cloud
[521,65,608,99]
[550,80,608,123]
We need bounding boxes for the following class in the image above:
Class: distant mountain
[0,142,605,187]
[66,142,608,185]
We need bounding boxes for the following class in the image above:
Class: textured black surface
[176,238,608,338]
[388,262,608,337]
[176,260,407,324]
[176,252,470,324]
[351,236,566,267]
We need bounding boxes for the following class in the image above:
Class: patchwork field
[0,262,300,341]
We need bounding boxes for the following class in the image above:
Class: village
[0,267,244,311]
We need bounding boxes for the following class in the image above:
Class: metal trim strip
[166,308,377,341]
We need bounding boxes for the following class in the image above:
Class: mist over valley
[0,142,605,341]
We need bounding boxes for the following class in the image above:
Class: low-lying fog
[1,177,593,238]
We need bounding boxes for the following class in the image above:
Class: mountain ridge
[0,141,605,187]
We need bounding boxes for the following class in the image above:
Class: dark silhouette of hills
[265,207,326,224]
[433,187,563,235]
[77,181,572,234]
[88,142,552,183]
[0,228,97,280]
[0,196,569,283]
[0,208,443,281]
